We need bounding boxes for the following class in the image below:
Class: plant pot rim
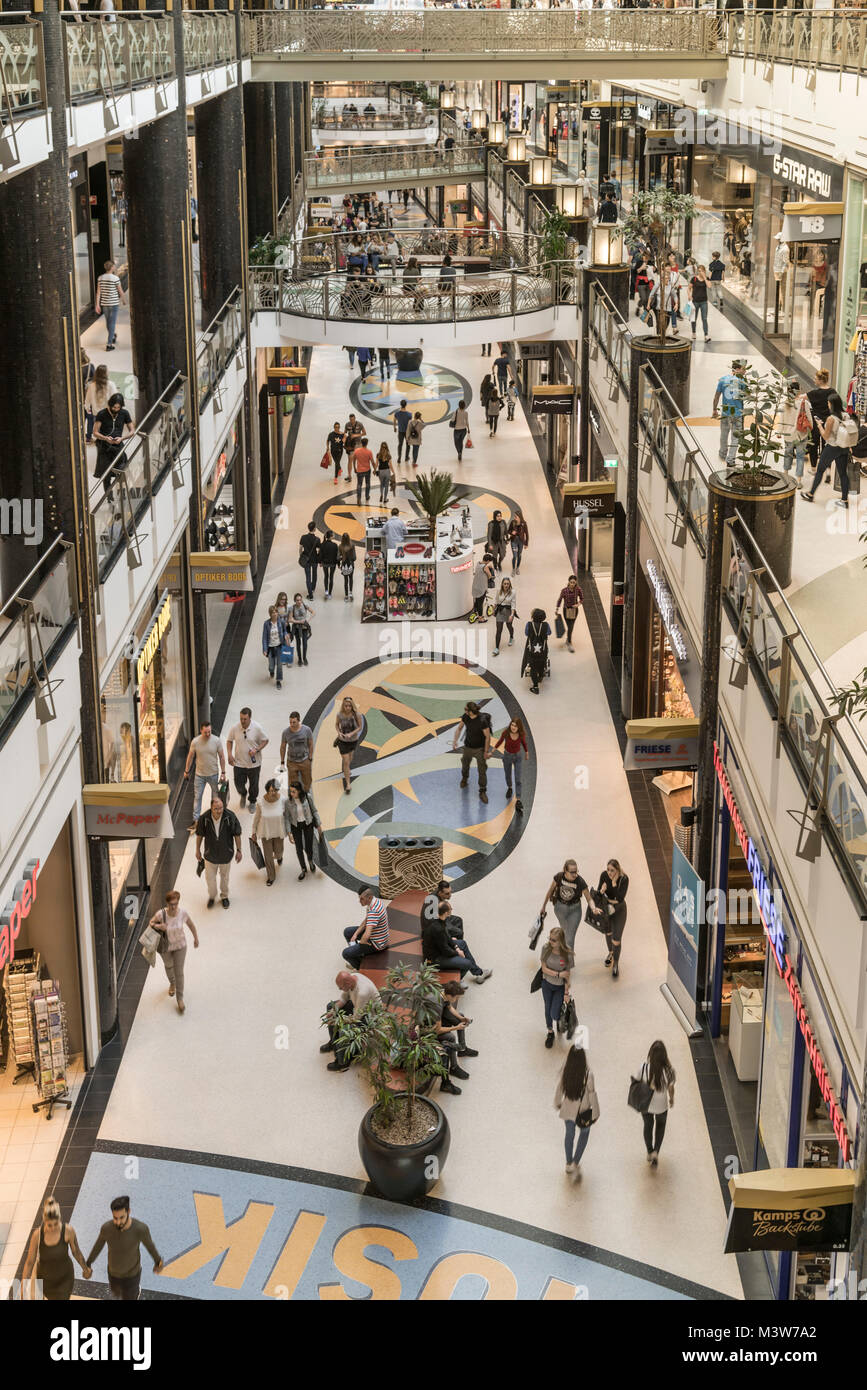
[362,1094,444,1152]
[710,467,796,501]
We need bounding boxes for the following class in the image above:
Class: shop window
[789,241,839,376]
[792,1065,849,1301]
[100,658,137,783]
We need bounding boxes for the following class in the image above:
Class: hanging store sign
[520,342,551,360]
[189,551,253,593]
[645,129,681,154]
[623,717,700,772]
[561,480,615,520]
[781,201,843,243]
[724,1169,854,1254]
[531,385,572,416]
[0,859,41,971]
[266,366,309,398]
[781,952,851,1162]
[132,593,172,688]
[83,784,173,839]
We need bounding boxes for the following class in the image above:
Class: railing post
[510,270,516,318]
[323,276,329,322]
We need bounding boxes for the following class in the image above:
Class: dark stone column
[274,83,294,212]
[244,82,277,244]
[694,480,729,888]
[195,87,245,327]
[587,263,630,319]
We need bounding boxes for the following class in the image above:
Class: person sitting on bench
[321,970,381,1073]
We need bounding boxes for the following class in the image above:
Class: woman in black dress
[598,858,629,979]
[22,1196,90,1299]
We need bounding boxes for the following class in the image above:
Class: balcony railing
[183,11,237,75]
[285,226,542,278]
[278,171,305,238]
[727,8,867,76]
[312,110,434,134]
[0,537,76,747]
[196,286,245,414]
[303,143,488,193]
[63,14,173,105]
[0,18,45,124]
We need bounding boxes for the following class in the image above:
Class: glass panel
[790,240,839,377]
[100,655,137,784]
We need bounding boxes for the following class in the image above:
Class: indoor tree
[726,366,792,490]
[622,188,697,340]
[406,470,469,541]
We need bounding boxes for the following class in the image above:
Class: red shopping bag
[320,450,330,470]
[465,435,474,449]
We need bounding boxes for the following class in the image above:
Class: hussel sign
[83,784,173,839]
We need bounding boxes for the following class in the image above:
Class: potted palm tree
[622,188,697,342]
[406,469,470,541]
[326,962,452,1200]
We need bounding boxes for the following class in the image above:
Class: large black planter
[395,347,423,374]
[709,469,796,588]
[358,1095,450,1200]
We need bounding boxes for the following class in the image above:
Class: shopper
[84,363,116,443]
[480,371,496,419]
[494,716,528,811]
[92,392,134,494]
[251,779,288,885]
[470,551,493,621]
[407,412,425,466]
[95,258,126,351]
[712,359,747,464]
[350,435,374,504]
[433,985,470,1094]
[391,398,412,464]
[376,440,396,503]
[322,970,381,1072]
[540,858,598,951]
[539,924,573,1048]
[261,605,287,688]
[356,345,373,380]
[280,710,314,790]
[299,521,320,599]
[225,708,268,813]
[452,699,492,804]
[555,575,583,652]
[184,719,226,827]
[776,378,812,481]
[84,1196,164,1302]
[452,398,470,460]
[493,349,510,393]
[802,392,856,509]
[147,888,199,1012]
[345,412,364,451]
[327,421,345,482]
[378,345,392,378]
[195,795,242,909]
[288,593,314,667]
[807,367,837,470]
[274,590,289,620]
[637,1040,676,1166]
[423,899,486,979]
[707,250,725,309]
[403,256,425,315]
[506,379,518,421]
[555,1045,600,1174]
[486,388,504,437]
[22,1197,90,1300]
[508,510,529,573]
[597,858,629,978]
[597,192,618,224]
[491,576,517,655]
[335,695,363,793]
[522,607,551,694]
[688,265,711,343]
[318,529,339,599]
[342,886,390,966]
[282,780,321,879]
[339,532,357,601]
[486,510,508,571]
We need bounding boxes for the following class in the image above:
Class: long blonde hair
[546,924,574,966]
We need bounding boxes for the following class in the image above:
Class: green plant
[325,962,447,1126]
[622,188,697,341]
[249,233,295,268]
[406,469,470,541]
[539,207,571,266]
[727,367,791,489]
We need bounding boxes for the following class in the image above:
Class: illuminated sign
[782,954,851,1163]
[0,859,41,970]
[134,593,172,688]
[449,559,472,573]
[645,559,688,663]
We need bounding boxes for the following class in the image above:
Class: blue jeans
[541,979,564,1031]
[783,438,807,478]
[510,538,523,570]
[690,300,708,336]
[719,412,743,464]
[194,773,219,821]
[356,471,371,504]
[502,751,523,798]
[342,924,386,967]
[429,952,474,976]
[564,1121,591,1166]
[267,646,283,681]
[102,303,119,347]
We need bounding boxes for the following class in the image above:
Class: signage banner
[668,841,701,1004]
[721,142,844,202]
[83,783,173,839]
[0,859,41,971]
[531,386,573,416]
[561,480,615,520]
[623,717,700,771]
[266,366,308,398]
[189,551,253,593]
[520,342,551,360]
[133,592,172,688]
[781,212,842,243]
[724,1169,854,1254]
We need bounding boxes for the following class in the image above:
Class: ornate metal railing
[0,538,76,746]
[248,9,725,60]
[63,14,174,104]
[278,171,305,238]
[0,18,45,121]
[303,143,488,193]
[727,8,867,75]
[183,11,237,75]
[588,281,630,396]
[312,110,434,133]
[283,225,543,279]
[196,286,245,414]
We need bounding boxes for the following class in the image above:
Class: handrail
[0,535,69,627]
[183,10,237,75]
[0,539,76,744]
[195,285,245,414]
[280,226,545,278]
[0,17,45,124]
[312,110,435,134]
[727,8,867,76]
[303,143,488,192]
[63,13,174,105]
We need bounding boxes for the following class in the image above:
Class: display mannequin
[773,230,790,282]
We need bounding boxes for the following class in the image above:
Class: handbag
[320,450,331,470]
[554,613,566,639]
[558,996,577,1038]
[138,923,162,953]
[585,888,610,933]
[248,837,266,871]
[217,779,230,806]
[628,1066,653,1114]
[529,967,543,993]
[317,832,329,870]
[528,914,543,950]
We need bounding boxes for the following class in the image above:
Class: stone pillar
[194,87,245,327]
[587,262,630,320]
[244,81,277,244]
[274,82,294,213]
[694,479,729,889]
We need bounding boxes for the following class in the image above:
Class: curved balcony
[247,9,727,81]
[304,142,488,196]
[0,17,49,181]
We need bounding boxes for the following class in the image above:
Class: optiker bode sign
[0,859,41,971]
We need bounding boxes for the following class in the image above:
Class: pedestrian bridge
[304,143,489,197]
[247,9,728,82]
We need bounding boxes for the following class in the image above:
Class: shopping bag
[217,779,230,806]
[529,967,543,993]
[528,914,544,950]
[554,613,566,639]
[280,643,294,666]
[558,996,577,1038]
[138,924,162,954]
[465,435,474,449]
[316,832,329,870]
[320,450,331,470]
[248,837,266,871]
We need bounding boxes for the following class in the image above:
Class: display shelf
[2,949,41,1083]
[29,979,73,1120]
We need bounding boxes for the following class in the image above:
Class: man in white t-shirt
[225,706,269,813]
[321,970,381,1071]
[184,720,226,826]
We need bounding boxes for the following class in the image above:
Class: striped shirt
[363,896,389,950]
[97,272,121,307]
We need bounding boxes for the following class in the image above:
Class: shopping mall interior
[1,0,867,1334]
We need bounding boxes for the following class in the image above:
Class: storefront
[70,154,93,318]
[836,173,867,396]
[710,732,859,1300]
[632,525,699,725]
[531,82,586,177]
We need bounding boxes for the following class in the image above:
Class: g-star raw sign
[0,859,41,970]
[773,151,832,199]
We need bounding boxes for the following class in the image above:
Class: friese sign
[725,1169,854,1254]
[83,784,172,839]
[624,717,700,772]
[133,593,172,688]
[0,859,41,970]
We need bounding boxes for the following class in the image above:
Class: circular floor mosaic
[304,657,535,892]
[349,359,473,429]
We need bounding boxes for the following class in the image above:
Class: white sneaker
[492,647,499,656]
[566,643,574,652]
[471,968,493,983]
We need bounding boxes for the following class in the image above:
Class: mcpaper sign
[0,859,40,971]
[83,784,173,839]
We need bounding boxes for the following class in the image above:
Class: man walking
[280,711,314,791]
[452,700,492,804]
[299,521,320,600]
[225,707,269,813]
[390,399,412,464]
[343,887,390,967]
[95,259,126,351]
[84,1196,163,1302]
[486,510,508,572]
[184,719,226,829]
[707,250,725,310]
[195,795,242,909]
[493,348,510,395]
[350,435,374,505]
[712,359,747,464]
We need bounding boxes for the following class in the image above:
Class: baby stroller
[521,617,551,694]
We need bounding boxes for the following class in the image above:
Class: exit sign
[604,457,618,469]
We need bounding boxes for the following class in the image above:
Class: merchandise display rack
[29,978,72,1120]
[2,949,41,1084]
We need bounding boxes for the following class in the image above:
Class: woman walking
[776,378,812,481]
[376,440,396,504]
[251,779,287,885]
[554,1044,600,1174]
[319,529,339,600]
[494,716,528,811]
[470,550,495,621]
[284,780,322,880]
[147,889,199,1014]
[637,1040,676,1166]
[508,510,528,574]
[521,606,551,694]
[327,420,345,483]
[407,412,424,466]
[84,363,116,443]
[555,575,583,653]
[491,576,517,655]
[539,924,573,1049]
[262,604,288,689]
[480,371,496,420]
[688,265,711,343]
[801,391,856,510]
[289,593,314,666]
[338,533,357,601]
[274,591,289,620]
[335,695,363,792]
[540,858,597,951]
[598,858,629,978]
[486,388,504,437]
[452,398,470,461]
[22,1197,90,1299]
